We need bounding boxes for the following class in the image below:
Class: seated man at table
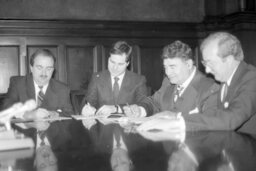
[137,32,256,132]
[125,40,218,120]
[3,49,74,121]
[81,41,148,127]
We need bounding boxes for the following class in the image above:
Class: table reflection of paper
[11,116,72,123]
[137,130,185,142]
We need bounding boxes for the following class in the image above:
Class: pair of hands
[136,111,185,132]
[81,104,143,118]
[81,104,143,129]
[23,108,59,131]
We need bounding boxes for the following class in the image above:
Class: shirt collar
[34,81,49,94]
[179,66,196,91]
[111,72,126,84]
[226,62,240,86]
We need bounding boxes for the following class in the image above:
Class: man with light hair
[138,32,256,132]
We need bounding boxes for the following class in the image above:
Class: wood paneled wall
[0,20,199,94]
[1,13,256,94]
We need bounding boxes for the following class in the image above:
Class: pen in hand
[126,103,135,117]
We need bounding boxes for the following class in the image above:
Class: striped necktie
[113,77,120,104]
[174,85,183,102]
[37,86,44,107]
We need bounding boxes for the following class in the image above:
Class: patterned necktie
[174,85,183,102]
[114,128,121,148]
[113,77,120,104]
[37,86,44,107]
[221,83,228,102]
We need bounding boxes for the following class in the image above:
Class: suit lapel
[175,71,202,115]
[104,71,115,105]
[226,62,247,103]
[162,83,176,111]
[175,85,197,115]
[118,71,129,103]
[42,79,58,109]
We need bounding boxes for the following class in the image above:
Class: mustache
[39,75,48,78]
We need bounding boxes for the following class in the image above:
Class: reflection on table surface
[1,119,256,171]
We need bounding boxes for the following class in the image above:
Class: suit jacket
[3,74,74,116]
[82,70,148,110]
[185,61,256,131]
[139,70,219,117]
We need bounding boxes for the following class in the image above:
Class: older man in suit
[3,49,74,120]
[81,41,147,120]
[126,40,218,119]
[138,32,256,133]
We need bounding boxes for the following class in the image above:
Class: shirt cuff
[139,107,147,117]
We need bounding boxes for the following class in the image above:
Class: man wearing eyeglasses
[138,32,256,133]
[3,49,74,122]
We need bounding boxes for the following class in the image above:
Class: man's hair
[161,40,193,61]
[30,49,56,66]
[200,32,244,61]
[109,41,132,62]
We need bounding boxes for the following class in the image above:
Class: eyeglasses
[201,60,212,67]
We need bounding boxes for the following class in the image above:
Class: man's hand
[82,119,97,129]
[48,111,60,121]
[81,103,97,129]
[123,104,142,118]
[137,116,185,132]
[95,105,116,117]
[152,110,179,119]
[26,121,50,131]
[23,108,50,120]
[81,103,96,117]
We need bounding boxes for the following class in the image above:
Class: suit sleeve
[2,77,19,109]
[184,74,256,131]
[81,73,98,110]
[138,78,169,116]
[134,76,148,103]
[59,87,74,117]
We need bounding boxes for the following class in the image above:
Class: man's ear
[29,65,33,72]
[186,59,193,69]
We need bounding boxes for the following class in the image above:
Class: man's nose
[113,64,118,70]
[165,68,172,75]
[205,66,211,73]
[41,69,47,75]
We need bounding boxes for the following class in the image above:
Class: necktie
[113,77,120,104]
[38,131,46,146]
[221,83,228,102]
[37,86,44,107]
[174,85,183,102]
[114,128,121,148]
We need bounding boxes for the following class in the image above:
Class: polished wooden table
[1,119,256,171]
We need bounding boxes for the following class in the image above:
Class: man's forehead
[34,55,54,65]
[109,54,127,63]
[163,57,184,65]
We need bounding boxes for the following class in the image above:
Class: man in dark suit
[126,40,218,119]
[3,49,74,120]
[81,41,147,120]
[138,32,256,132]
[183,31,256,131]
